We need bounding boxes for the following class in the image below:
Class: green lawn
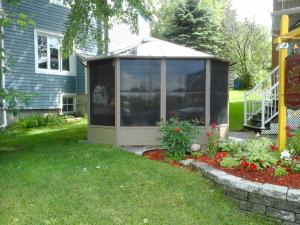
[0,121,275,225]
[229,90,246,131]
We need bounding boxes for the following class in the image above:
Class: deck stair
[244,66,280,133]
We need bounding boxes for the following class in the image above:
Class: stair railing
[244,66,279,129]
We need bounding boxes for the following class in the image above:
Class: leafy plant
[220,157,240,168]
[219,141,245,157]
[291,161,300,173]
[244,138,277,170]
[191,151,202,158]
[287,128,300,154]
[207,123,220,158]
[16,114,67,129]
[159,117,200,160]
[274,166,288,177]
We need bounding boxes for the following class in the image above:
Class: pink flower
[211,122,217,129]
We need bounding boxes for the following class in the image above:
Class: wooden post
[278,15,289,151]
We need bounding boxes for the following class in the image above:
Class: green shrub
[191,151,202,158]
[219,141,245,157]
[287,129,300,154]
[244,138,277,170]
[16,114,67,129]
[220,157,240,168]
[274,166,288,177]
[207,123,220,158]
[159,117,200,160]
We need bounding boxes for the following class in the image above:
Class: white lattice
[261,109,300,135]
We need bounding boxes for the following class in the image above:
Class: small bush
[16,114,67,129]
[274,166,288,177]
[159,117,200,160]
[207,123,220,158]
[220,157,240,168]
[287,129,300,154]
[244,138,277,170]
[191,151,202,158]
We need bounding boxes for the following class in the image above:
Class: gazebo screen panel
[210,60,229,125]
[166,59,206,125]
[120,59,161,126]
[89,59,115,126]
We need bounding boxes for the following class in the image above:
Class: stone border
[180,159,300,225]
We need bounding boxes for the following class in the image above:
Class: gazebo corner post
[160,58,167,124]
[205,59,211,145]
[278,15,289,151]
[115,58,121,146]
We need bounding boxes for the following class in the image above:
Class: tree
[62,0,150,56]
[221,8,272,88]
[152,0,223,54]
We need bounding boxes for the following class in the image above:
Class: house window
[35,30,74,75]
[50,0,70,7]
[62,95,76,114]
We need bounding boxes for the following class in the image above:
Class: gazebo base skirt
[87,125,229,146]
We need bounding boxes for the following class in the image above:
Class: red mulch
[143,149,300,189]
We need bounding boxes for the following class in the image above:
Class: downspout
[0,2,7,128]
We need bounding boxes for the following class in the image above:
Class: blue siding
[76,56,86,95]
[3,0,86,109]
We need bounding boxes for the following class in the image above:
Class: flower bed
[143,149,300,188]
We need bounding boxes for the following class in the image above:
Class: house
[85,38,230,146]
[243,0,300,134]
[0,0,150,127]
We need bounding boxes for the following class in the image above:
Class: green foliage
[244,138,277,169]
[220,157,240,168]
[16,114,68,129]
[274,166,288,177]
[159,117,200,160]
[206,124,219,158]
[151,0,228,55]
[219,141,245,157]
[292,161,300,173]
[221,8,272,88]
[62,0,150,55]
[287,129,300,154]
[191,151,202,158]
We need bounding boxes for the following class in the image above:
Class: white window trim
[49,0,71,8]
[34,29,75,76]
[60,93,77,114]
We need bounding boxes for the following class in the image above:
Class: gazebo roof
[84,38,229,62]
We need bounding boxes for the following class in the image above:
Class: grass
[229,90,246,132]
[0,120,275,225]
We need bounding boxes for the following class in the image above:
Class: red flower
[211,122,217,129]
[286,125,292,131]
[216,152,228,159]
[250,163,257,171]
[207,132,212,137]
[175,127,180,133]
[270,144,277,152]
[287,132,295,138]
[241,159,249,167]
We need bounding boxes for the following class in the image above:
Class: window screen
[120,59,161,126]
[210,60,229,125]
[166,59,206,125]
[89,60,115,126]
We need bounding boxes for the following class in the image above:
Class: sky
[231,0,273,29]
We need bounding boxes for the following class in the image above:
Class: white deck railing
[244,66,279,129]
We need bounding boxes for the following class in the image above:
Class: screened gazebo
[86,38,229,146]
